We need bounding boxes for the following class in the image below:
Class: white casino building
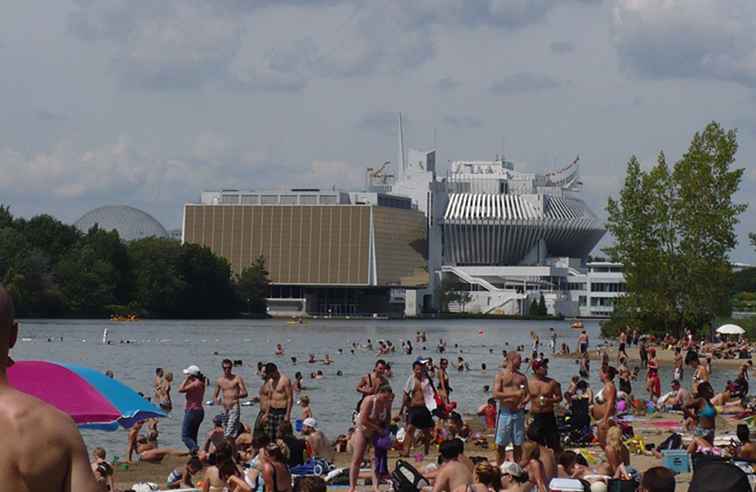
[370,114,626,318]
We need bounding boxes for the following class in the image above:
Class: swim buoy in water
[479,330,485,336]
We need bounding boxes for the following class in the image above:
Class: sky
[1,0,755,262]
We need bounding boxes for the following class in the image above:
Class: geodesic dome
[74,205,168,241]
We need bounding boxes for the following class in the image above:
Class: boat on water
[110,314,141,322]
[287,318,305,326]
[570,319,584,330]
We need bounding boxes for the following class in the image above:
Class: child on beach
[166,455,203,489]
[477,398,498,431]
[300,395,313,419]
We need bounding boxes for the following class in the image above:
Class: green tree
[606,122,746,337]
[537,293,547,315]
[127,237,186,315]
[237,255,271,315]
[177,243,238,317]
[55,245,117,315]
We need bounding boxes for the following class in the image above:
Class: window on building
[261,195,278,204]
[319,195,337,204]
[299,195,317,204]
[579,296,587,307]
[567,283,586,291]
[241,194,259,204]
[220,194,239,204]
[280,195,297,204]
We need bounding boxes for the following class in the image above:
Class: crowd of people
[1,283,755,492]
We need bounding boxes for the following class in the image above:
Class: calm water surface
[11,318,731,458]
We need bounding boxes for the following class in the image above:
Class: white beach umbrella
[716,324,745,335]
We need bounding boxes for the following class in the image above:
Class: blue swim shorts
[495,409,525,448]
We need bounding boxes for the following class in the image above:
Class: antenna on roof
[397,113,406,180]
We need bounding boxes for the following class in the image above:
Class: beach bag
[391,459,429,492]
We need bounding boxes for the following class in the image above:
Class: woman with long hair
[518,441,547,492]
[261,440,293,492]
[202,439,250,492]
[684,381,717,454]
[601,425,631,479]
[455,462,501,492]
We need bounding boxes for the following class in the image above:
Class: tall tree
[606,122,746,336]
[237,255,271,315]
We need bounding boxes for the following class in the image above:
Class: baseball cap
[532,358,549,370]
[499,461,524,478]
[183,365,201,376]
[303,417,318,429]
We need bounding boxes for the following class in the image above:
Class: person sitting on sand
[431,439,473,492]
[599,426,631,479]
[166,455,203,489]
[499,461,531,492]
[202,439,251,492]
[203,414,227,454]
[684,381,718,455]
[131,435,190,464]
[91,447,115,492]
[732,424,756,461]
[454,462,500,492]
[659,379,691,410]
[518,441,547,492]
[261,441,293,492]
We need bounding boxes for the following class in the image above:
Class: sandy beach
[112,409,744,491]
[555,345,753,369]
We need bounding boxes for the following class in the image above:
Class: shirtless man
[686,351,709,394]
[0,288,100,491]
[213,358,248,438]
[400,361,435,457]
[302,417,334,462]
[260,362,293,441]
[527,359,562,452]
[493,352,529,464]
[431,439,473,492]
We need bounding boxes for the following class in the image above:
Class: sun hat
[182,365,201,376]
[303,417,318,429]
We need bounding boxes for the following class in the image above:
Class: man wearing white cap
[178,364,206,453]
[302,417,333,462]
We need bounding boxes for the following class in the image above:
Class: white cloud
[612,0,756,88]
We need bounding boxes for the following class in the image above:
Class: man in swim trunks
[260,362,293,441]
[527,358,562,452]
[214,358,248,438]
[493,352,528,464]
[355,359,388,418]
[400,360,435,457]
[0,288,100,491]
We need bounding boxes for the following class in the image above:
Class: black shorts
[529,412,560,450]
[580,343,588,354]
[407,406,434,430]
[619,343,626,353]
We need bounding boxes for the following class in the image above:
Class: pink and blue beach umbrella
[8,360,166,431]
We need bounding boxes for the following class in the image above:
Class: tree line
[0,207,270,318]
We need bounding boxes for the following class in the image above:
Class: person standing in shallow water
[0,287,100,491]
[178,364,206,453]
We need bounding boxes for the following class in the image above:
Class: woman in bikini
[348,383,394,492]
[201,439,251,492]
[591,365,618,447]
[684,381,717,455]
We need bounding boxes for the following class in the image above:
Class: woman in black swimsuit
[262,441,293,492]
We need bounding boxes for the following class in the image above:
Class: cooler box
[549,478,585,491]
[662,449,690,474]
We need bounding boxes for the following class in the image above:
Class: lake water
[11,318,731,458]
